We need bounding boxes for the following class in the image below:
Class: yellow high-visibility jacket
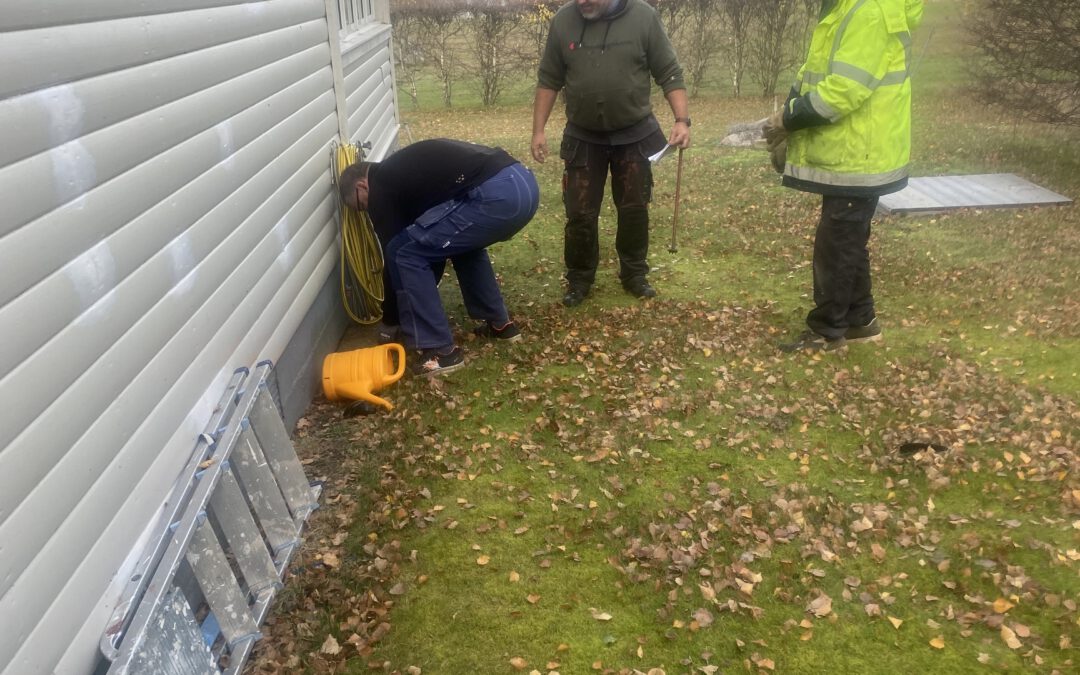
[783,0,924,196]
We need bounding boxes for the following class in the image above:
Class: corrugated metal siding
[0,1,398,672]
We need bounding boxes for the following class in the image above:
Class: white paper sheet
[648,144,677,164]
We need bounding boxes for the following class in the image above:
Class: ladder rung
[230,424,299,555]
[209,467,281,595]
[128,587,218,675]
[186,519,261,648]
[250,386,319,520]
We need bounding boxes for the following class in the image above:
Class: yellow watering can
[321,343,406,411]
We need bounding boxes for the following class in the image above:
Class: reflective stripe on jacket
[784,0,924,196]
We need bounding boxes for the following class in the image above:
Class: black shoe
[779,330,846,353]
[411,346,465,376]
[623,278,657,299]
[376,321,401,345]
[474,320,522,342]
[845,317,882,343]
[562,286,589,307]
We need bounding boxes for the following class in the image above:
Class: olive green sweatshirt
[537,0,685,133]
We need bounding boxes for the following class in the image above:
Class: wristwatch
[675,117,691,127]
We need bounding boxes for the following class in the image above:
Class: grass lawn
[252,2,1079,673]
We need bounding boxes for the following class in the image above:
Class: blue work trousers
[385,163,540,350]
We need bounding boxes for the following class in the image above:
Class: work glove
[769,138,787,174]
[762,109,788,148]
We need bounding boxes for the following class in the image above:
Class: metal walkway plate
[878,174,1072,215]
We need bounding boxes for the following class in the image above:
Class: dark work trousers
[560,136,656,288]
[380,262,445,327]
[385,163,540,350]
[806,194,879,339]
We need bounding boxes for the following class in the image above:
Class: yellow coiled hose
[332,141,384,324]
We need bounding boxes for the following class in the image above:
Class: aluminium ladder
[100,362,321,674]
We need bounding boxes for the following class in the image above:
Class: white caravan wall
[0,1,398,673]
[342,23,398,157]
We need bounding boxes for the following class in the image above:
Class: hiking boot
[562,285,589,307]
[376,321,401,345]
[845,317,882,343]
[779,330,847,353]
[623,277,657,299]
[474,320,522,342]
[411,346,465,376]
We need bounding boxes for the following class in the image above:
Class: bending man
[340,139,540,375]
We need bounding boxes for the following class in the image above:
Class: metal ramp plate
[878,174,1072,215]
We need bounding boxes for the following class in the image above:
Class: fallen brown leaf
[692,607,714,628]
[807,593,833,618]
[992,598,1014,614]
[320,634,341,655]
[1000,625,1022,649]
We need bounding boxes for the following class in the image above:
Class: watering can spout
[334,385,394,410]
[322,344,406,411]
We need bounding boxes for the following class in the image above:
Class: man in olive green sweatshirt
[532,0,690,307]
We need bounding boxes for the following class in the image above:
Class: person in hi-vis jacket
[765,0,924,352]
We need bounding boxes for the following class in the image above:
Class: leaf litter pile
[250,293,1079,674]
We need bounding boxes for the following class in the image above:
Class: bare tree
[390,8,423,108]
[393,0,562,108]
[789,0,820,76]
[465,1,528,107]
[524,1,560,66]
[392,0,468,108]
[747,0,810,97]
[653,0,691,43]
[420,8,467,108]
[721,0,754,97]
[969,0,1080,126]
[677,0,725,97]
[389,0,826,106]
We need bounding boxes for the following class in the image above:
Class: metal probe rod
[668,147,685,253]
